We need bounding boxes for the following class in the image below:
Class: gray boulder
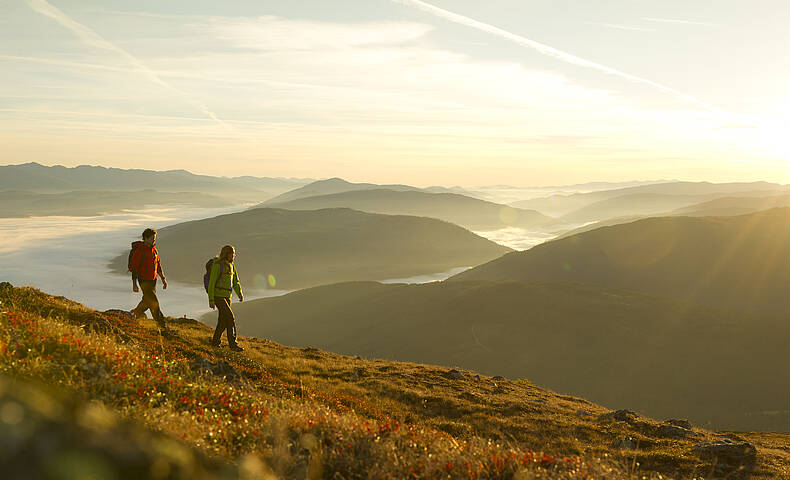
[189,357,242,382]
[692,439,757,478]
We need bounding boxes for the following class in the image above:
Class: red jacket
[129,241,163,281]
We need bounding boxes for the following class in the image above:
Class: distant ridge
[513,181,787,217]
[452,207,790,315]
[260,177,475,206]
[0,162,311,201]
[261,188,553,230]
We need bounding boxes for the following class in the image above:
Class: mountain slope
[3,284,785,478]
[261,189,553,230]
[669,194,790,217]
[109,207,511,290]
[260,177,477,206]
[224,279,790,432]
[260,177,418,205]
[452,208,790,316]
[558,193,720,224]
[513,181,786,217]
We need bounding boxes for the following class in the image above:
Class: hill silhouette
[0,189,235,218]
[513,181,786,217]
[669,194,790,217]
[223,279,790,432]
[0,162,310,203]
[452,208,790,316]
[261,189,553,230]
[3,283,786,478]
[557,193,721,224]
[261,177,477,206]
[109,207,511,290]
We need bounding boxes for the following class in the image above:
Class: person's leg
[223,297,238,347]
[211,300,226,346]
[130,297,147,318]
[140,281,166,328]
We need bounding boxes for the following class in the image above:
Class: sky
[1,0,788,186]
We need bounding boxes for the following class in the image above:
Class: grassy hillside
[452,208,790,316]
[262,189,553,230]
[2,284,785,478]
[224,280,790,432]
[109,208,511,290]
[513,182,786,217]
[0,190,235,218]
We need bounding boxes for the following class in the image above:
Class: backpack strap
[214,259,232,291]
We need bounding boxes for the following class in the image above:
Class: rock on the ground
[446,369,465,380]
[666,418,693,430]
[612,436,638,450]
[189,357,242,382]
[598,409,638,423]
[692,439,757,478]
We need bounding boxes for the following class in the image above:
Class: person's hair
[142,228,157,240]
[219,245,235,261]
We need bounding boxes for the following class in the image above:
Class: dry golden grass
[1,285,786,479]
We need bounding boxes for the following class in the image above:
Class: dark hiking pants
[132,280,166,328]
[212,296,237,346]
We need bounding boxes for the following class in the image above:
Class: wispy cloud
[586,22,656,32]
[390,0,725,114]
[0,54,131,74]
[25,0,234,132]
[643,17,718,27]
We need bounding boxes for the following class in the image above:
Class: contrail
[391,0,726,114]
[643,17,718,27]
[27,0,234,131]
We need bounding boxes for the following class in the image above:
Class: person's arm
[130,248,141,292]
[232,268,243,301]
[207,262,220,308]
[156,255,167,289]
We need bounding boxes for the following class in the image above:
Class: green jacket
[207,259,243,303]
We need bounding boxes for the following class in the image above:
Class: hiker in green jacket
[208,245,244,351]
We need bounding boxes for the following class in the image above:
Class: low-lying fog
[1,206,557,324]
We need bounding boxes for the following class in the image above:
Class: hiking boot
[210,340,221,348]
[229,344,244,352]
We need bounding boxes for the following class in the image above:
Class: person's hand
[162,277,168,290]
[209,302,215,310]
[133,284,139,293]
[239,295,244,302]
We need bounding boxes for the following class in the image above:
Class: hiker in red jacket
[129,228,168,331]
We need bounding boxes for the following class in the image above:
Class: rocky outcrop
[189,357,242,382]
[692,438,757,478]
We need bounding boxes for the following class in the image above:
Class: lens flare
[267,274,276,288]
